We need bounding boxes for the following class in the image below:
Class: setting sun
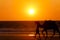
[29,9,34,15]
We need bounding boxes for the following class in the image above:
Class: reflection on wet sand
[0,35,59,40]
[0,32,60,40]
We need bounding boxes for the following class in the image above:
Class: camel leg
[38,33,40,38]
[35,33,41,40]
[38,33,41,40]
[50,29,55,40]
[45,30,48,40]
[56,28,60,39]
[42,29,45,38]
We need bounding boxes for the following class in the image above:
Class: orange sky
[0,0,60,21]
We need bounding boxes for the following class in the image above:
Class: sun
[29,9,34,15]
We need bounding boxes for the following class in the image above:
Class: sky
[0,0,60,21]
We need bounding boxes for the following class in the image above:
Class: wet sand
[0,36,60,40]
[0,33,60,40]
